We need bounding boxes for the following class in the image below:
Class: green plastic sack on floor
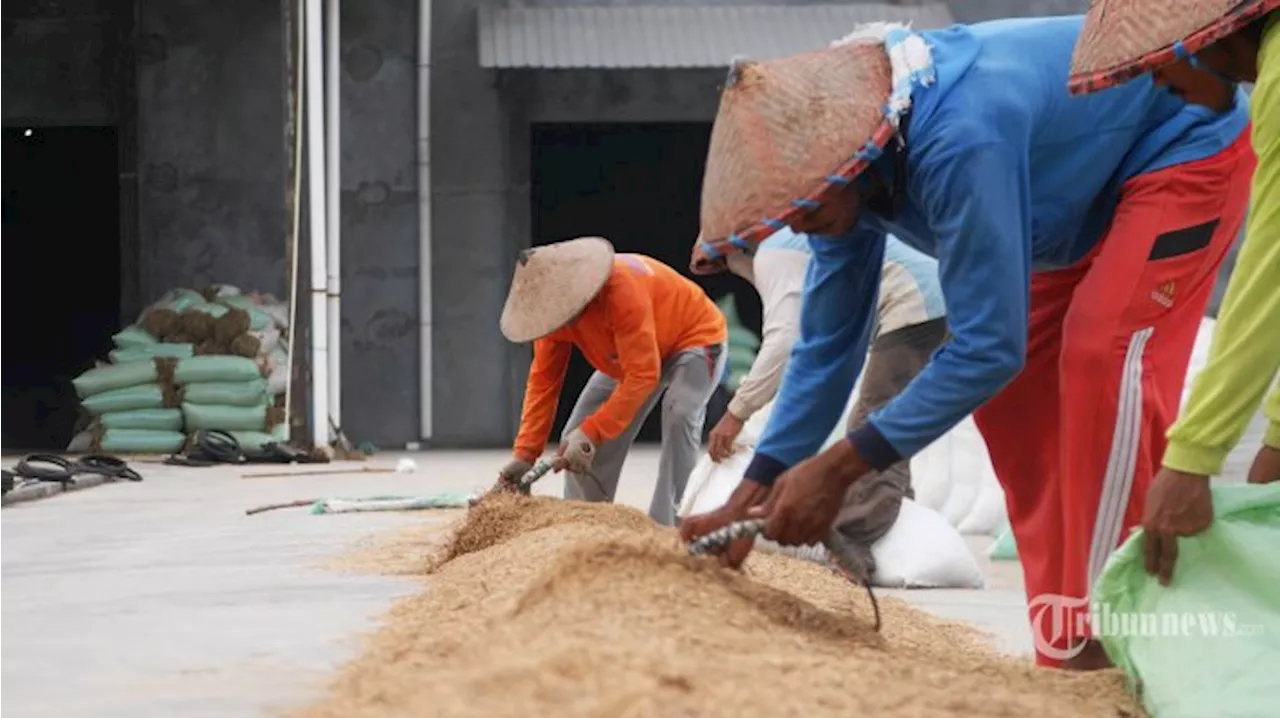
[1092,483,1280,718]
[98,408,184,431]
[81,384,169,414]
[72,360,160,398]
[109,343,195,364]
[112,326,158,349]
[988,524,1019,561]
[181,379,269,407]
[182,402,271,431]
[228,425,290,450]
[173,356,263,384]
[97,428,186,454]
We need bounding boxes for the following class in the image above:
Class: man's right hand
[679,478,772,568]
[1142,467,1214,586]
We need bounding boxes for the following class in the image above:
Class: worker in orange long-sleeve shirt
[497,236,728,525]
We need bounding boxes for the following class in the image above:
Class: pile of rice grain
[296,494,1142,718]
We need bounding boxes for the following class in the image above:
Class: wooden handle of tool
[245,498,319,515]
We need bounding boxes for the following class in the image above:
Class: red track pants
[973,129,1255,667]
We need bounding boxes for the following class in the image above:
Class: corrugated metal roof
[477,4,956,69]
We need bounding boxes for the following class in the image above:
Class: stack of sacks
[67,283,293,454]
[176,356,288,450]
[70,357,186,454]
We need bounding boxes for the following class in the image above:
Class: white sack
[957,459,1007,535]
[870,498,985,588]
[1180,317,1218,412]
[678,445,985,589]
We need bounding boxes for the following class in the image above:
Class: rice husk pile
[295,495,1142,718]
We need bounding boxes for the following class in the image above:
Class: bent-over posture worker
[1067,0,1280,583]
[680,16,1253,669]
[498,237,727,526]
[705,227,947,572]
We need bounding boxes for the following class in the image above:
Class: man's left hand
[748,440,869,546]
[708,411,745,462]
[556,428,596,474]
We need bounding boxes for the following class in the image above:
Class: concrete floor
[2,411,1267,717]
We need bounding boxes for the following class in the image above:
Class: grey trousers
[831,318,949,570]
[562,343,727,526]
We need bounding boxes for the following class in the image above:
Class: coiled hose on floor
[163,429,323,466]
[2,453,143,495]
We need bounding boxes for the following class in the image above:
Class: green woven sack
[173,356,263,384]
[181,380,269,407]
[1092,483,1280,717]
[109,343,195,364]
[112,326,158,349]
[182,402,274,431]
[81,384,169,414]
[98,408,183,431]
[215,295,273,331]
[72,360,160,398]
[97,429,186,454]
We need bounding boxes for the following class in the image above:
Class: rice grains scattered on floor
[297,494,1142,718]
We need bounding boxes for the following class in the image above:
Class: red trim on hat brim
[1067,0,1279,95]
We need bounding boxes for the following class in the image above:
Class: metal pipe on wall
[304,0,330,448]
[324,0,342,430]
[417,0,433,443]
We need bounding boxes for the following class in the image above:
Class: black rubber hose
[74,454,143,482]
[14,454,76,484]
[193,430,243,463]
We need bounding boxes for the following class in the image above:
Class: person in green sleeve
[1067,0,1280,586]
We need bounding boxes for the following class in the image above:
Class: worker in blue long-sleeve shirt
[680,16,1253,670]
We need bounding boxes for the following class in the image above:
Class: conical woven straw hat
[694,42,893,274]
[1068,0,1280,95]
[500,237,615,343]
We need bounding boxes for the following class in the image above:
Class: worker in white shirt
[705,227,948,568]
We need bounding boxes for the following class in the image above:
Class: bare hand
[708,412,745,462]
[1247,445,1280,485]
[680,479,771,568]
[749,441,868,547]
[1142,467,1214,586]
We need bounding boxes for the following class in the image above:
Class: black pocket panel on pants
[1148,218,1220,260]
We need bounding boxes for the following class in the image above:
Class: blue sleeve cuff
[848,422,903,472]
[745,452,791,487]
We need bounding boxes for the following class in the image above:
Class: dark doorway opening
[3,126,121,452]
[531,122,760,444]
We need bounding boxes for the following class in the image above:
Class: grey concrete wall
[430,0,516,446]
[2,0,114,126]
[332,0,422,446]
[136,0,287,302]
[135,0,423,447]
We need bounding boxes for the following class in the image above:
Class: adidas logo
[1151,281,1176,309]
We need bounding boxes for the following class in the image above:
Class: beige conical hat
[499,237,615,343]
[1068,0,1280,95]
[692,41,895,275]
